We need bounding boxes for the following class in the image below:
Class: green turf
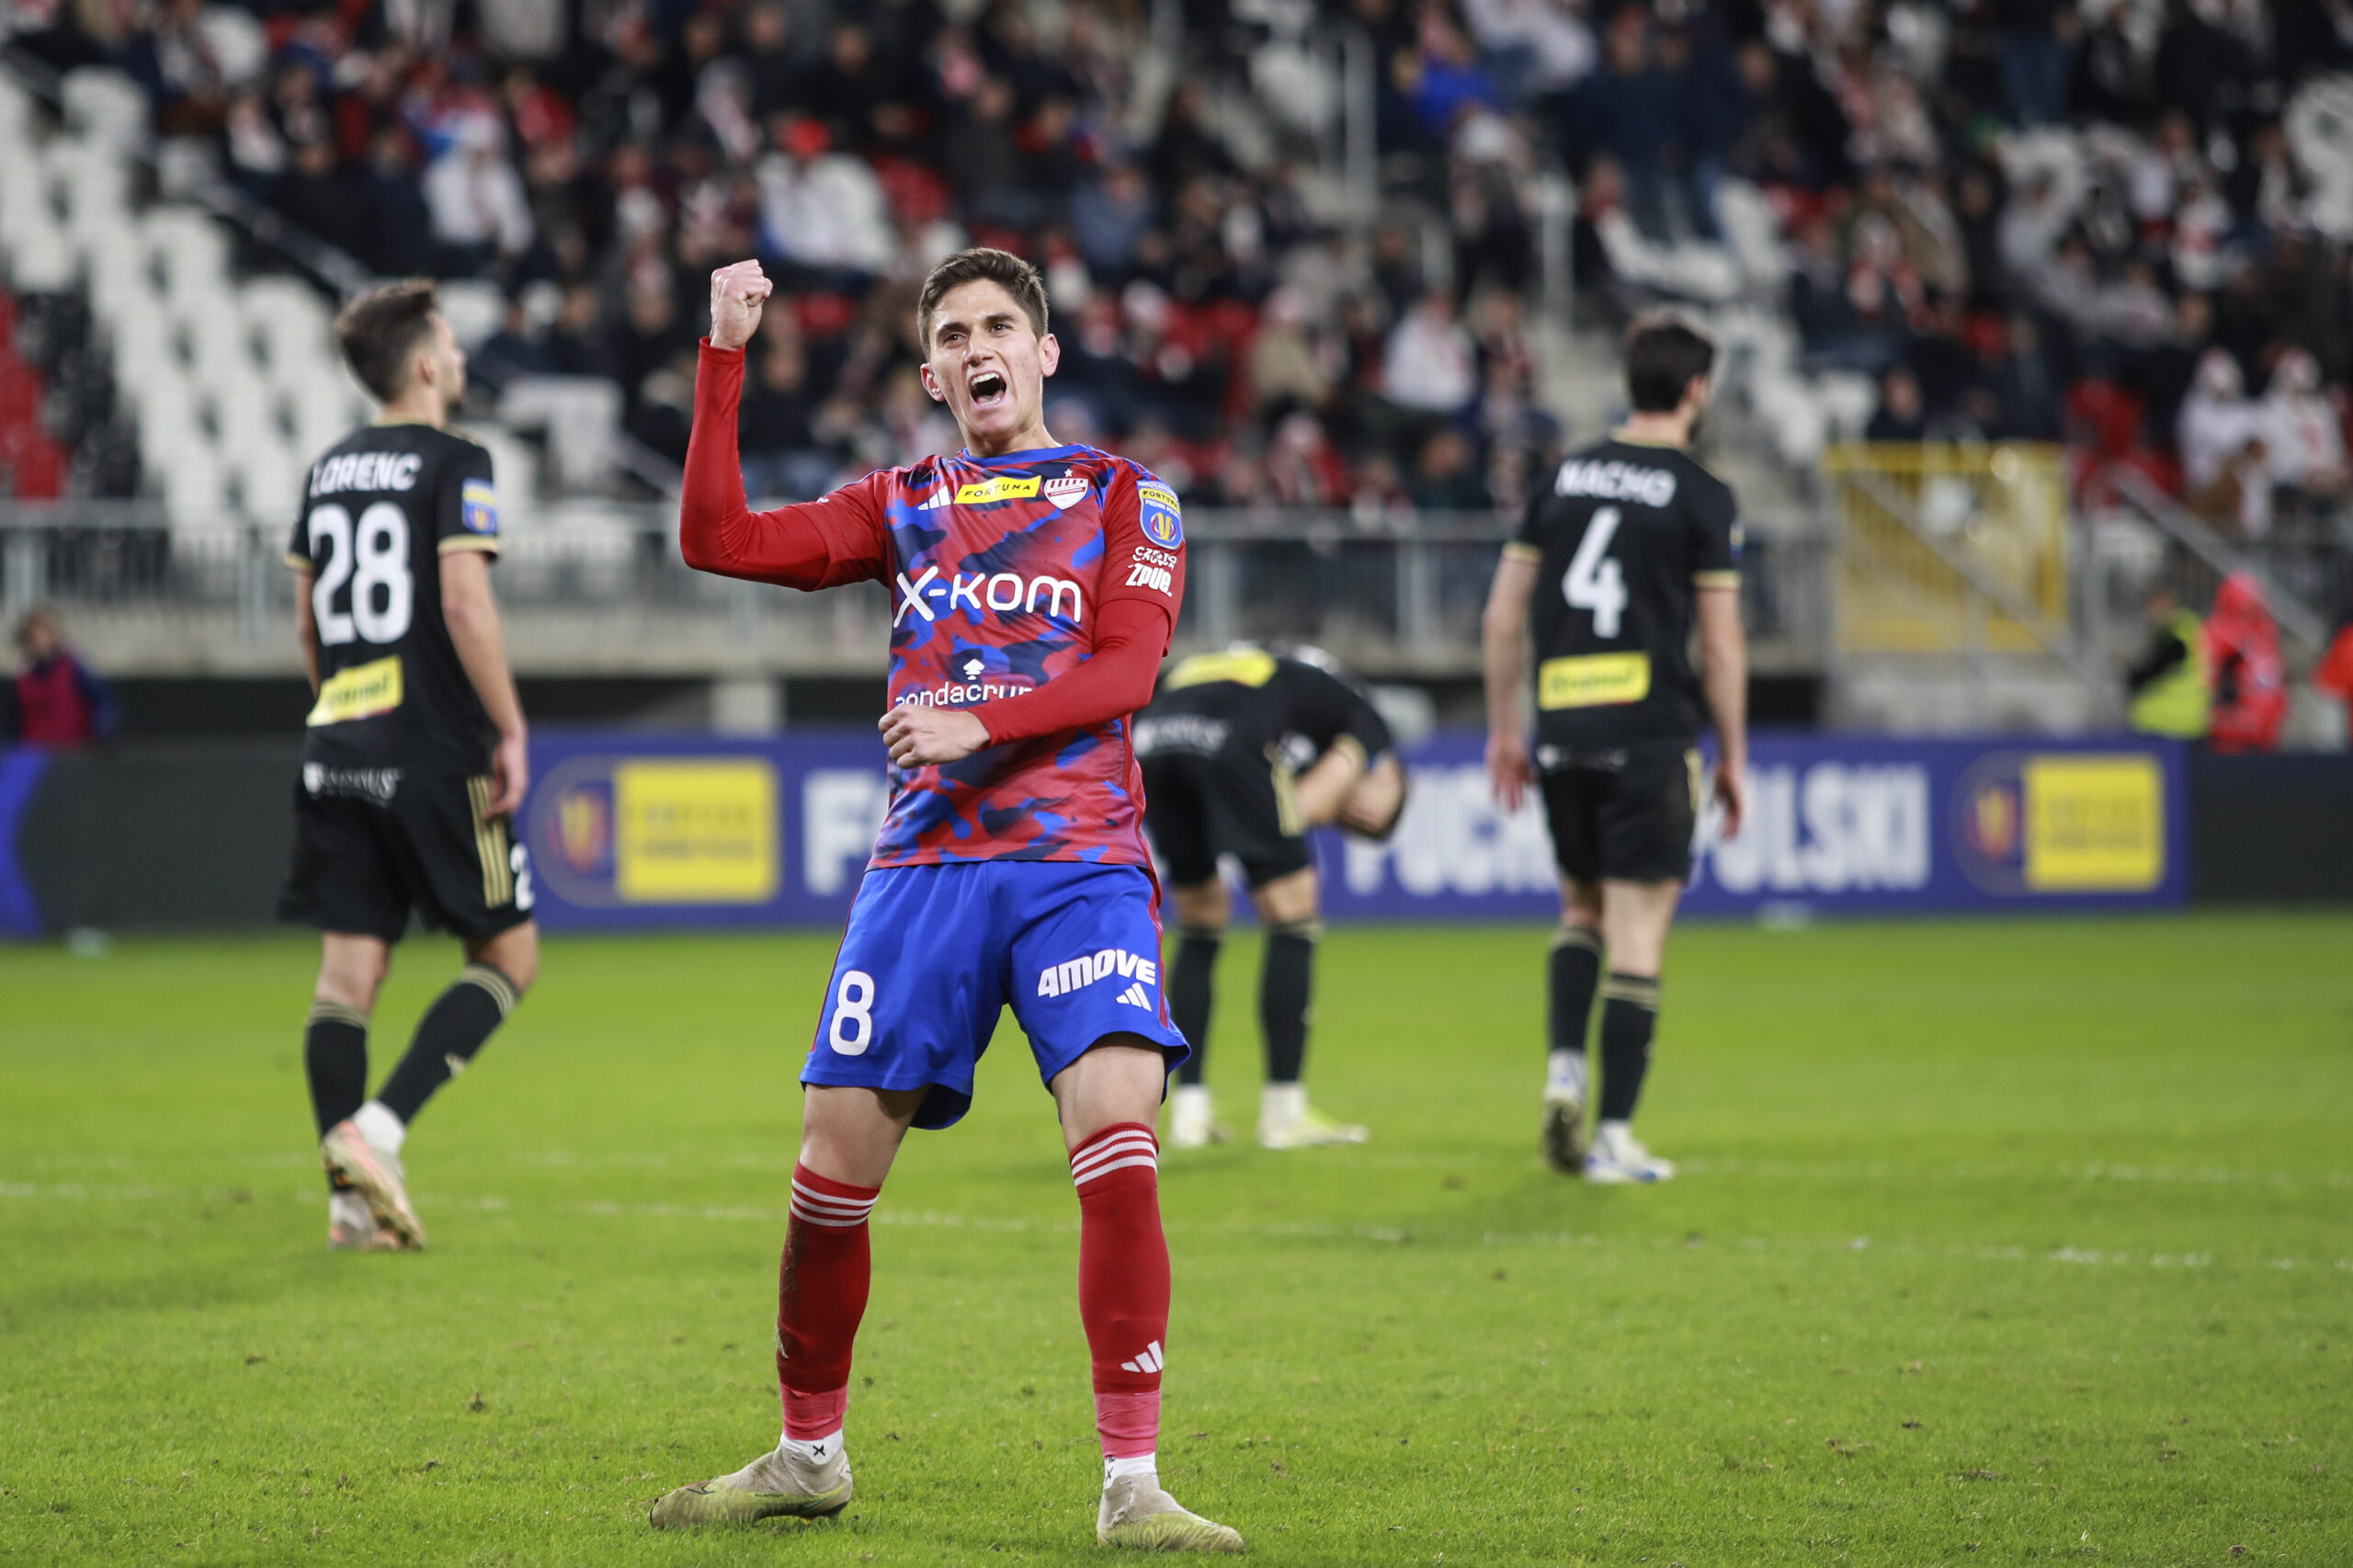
[1,915,2347,1566]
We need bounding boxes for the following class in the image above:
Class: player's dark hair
[1622,313,1716,413]
[916,248,1049,350]
[335,278,443,402]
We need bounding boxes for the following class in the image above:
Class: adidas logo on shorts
[1120,1340,1165,1374]
[1116,982,1150,1007]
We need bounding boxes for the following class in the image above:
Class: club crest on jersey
[955,475,1041,506]
[460,478,497,534]
[1138,483,1183,547]
[1043,473,1088,509]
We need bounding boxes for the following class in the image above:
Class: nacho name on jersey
[1553,457,1678,508]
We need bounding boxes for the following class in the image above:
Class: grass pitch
[1,915,2347,1567]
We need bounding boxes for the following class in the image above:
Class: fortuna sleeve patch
[1136,483,1183,548]
[460,478,499,535]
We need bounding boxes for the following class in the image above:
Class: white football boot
[1583,1120,1675,1184]
[649,1437,853,1528]
[321,1117,427,1247]
[1256,1083,1369,1149]
[1097,1473,1245,1551]
[1166,1085,1226,1150]
[1540,1050,1589,1175]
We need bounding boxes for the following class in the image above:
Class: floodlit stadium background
[1,10,2350,1564]
[3,0,2350,919]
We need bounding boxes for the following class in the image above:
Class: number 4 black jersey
[1508,437,1741,752]
[285,425,500,773]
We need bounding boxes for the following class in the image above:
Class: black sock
[1597,972,1660,1122]
[375,964,520,1124]
[305,1001,370,1139]
[1259,919,1317,1085]
[1171,928,1220,1086]
[1549,926,1604,1063]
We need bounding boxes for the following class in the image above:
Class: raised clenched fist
[708,259,774,351]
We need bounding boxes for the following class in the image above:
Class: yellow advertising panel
[2022,755,2164,892]
[614,759,779,903]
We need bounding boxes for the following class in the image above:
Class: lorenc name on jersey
[310,451,424,496]
[1037,947,1160,998]
[895,566,1086,626]
[1554,457,1678,508]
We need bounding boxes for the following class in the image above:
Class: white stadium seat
[62,68,153,154]
[434,278,507,351]
[158,445,228,532]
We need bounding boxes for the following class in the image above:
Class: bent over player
[279,279,538,1249]
[1481,313,1747,1184]
[649,250,1241,1551]
[1135,644,1405,1150]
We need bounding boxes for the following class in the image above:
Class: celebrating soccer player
[1135,643,1405,1150]
[279,280,539,1250]
[647,251,1240,1551]
[1481,313,1748,1184]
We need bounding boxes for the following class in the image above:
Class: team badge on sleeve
[460,479,498,535]
[1138,483,1183,548]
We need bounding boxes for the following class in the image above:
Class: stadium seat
[157,444,226,532]
[501,376,621,494]
[61,69,152,155]
[6,227,74,293]
[435,279,507,352]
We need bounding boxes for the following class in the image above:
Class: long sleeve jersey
[681,340,1187,868]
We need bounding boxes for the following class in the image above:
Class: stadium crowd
[10,0,2353,543]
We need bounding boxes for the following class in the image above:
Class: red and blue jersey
[813,444,1187,869]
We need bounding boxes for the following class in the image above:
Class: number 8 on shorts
[828,970,877,1055]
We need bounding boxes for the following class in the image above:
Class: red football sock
[777,1164,880,1440]
[1070,1122,1168,1461]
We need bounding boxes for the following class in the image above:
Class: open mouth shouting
[967,368,1009,409]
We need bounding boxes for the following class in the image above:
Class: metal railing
[0,502,1836,678]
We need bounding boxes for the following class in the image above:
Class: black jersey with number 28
[285,425,501,773]
[1509,437,1741,754]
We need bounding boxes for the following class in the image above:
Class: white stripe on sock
[1069,1132,1158,1184]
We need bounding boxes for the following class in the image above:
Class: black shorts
[278,767,534,944]
[1141,747,1312,890]
[1539,741,1701,885]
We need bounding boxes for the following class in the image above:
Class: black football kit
[278,424,534,943]
[1508,437,1740,883]
[1136,646,1394,889]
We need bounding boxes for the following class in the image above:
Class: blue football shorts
[801,860,1190,1129]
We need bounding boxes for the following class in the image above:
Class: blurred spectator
[2204,572,2287,752]
[423,117,535,276]
[2260,348,2350,505]
[2179,349,2271,535]
[1566,9,1673,241]
[1866,366,1928,441]
[2124,585,2210,740]
[2313,608,2353,746]
[6,609,117,747]
[1383,291,1478,415]
[757,119,894,276]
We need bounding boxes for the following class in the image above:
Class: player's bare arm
[1696,585,1747,838]
[1482,549,1540,809]
[1292,740,1368,826]
[291,569,321,692]
[443,551,530,816]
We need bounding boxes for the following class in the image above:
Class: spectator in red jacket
[6,608,118,747]
[2313,609,2353,747]
[2204,573,2287,754]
